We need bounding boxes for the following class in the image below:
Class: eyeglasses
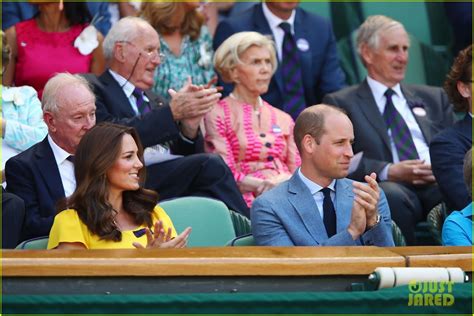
[118,41,166,62]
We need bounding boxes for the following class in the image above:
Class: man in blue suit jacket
[251,105,394,246]
[6,73,97,241]
[213,1,345,118]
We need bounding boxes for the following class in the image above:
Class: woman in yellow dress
[48,122,191,249]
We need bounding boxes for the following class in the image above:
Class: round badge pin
[412,107,427,117]
[296,38,310,52]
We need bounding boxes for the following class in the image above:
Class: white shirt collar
[108,69,150,102]
[297,168,336,195]
[48,135,72,165]
[366,76,403,103]
[262,2,296,33]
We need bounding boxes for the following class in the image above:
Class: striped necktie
[280,22,306,120]
[383,89,419,161]
[132,88,150,115]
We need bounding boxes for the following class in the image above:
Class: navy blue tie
[321,187,336,238]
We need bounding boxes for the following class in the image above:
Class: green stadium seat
[15,236,49,250]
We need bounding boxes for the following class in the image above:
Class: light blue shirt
[442,202,473,246]
[297,168,336,219]
[2,85,47,168]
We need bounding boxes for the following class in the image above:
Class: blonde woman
[205,32,301,206]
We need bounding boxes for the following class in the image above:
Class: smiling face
[120,25,161,90]
[106,133,144,195]
[302,111,354,186]
[363,26,409,87]
[232,45,273,98]
[45,84,96,154]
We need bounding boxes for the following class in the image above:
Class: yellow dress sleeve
[153,205,178,238]
[47,209,89,249]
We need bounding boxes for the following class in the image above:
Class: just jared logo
[408,280,455,307]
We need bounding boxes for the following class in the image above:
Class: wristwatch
[366,214,381,231]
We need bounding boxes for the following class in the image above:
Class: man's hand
[356,173,380,227]
[347,199,366,240]
[388,160,436,185]
[168,77,221,121]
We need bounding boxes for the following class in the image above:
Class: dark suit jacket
[213,3,346,109]
[323,80,454,180]
[85,71,203,155]
[6,137,65,240]
[430,114,472,212]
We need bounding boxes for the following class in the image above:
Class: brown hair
[63,122,158,241]
[140,2,204,41]
[444,44,472,112]
[1,30,10,67]
[294,104,347,153]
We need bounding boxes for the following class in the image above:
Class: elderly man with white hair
[323,15,453,245]
[6,73,97,241]
[85,17,250,217]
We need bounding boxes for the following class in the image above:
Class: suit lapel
[294,9,311,98]
[401,84,434,143]
[287,173,327,243]
[357,80,392,152]
[99,71,137,117]
[335,179,354,232]
[35,138,65,199]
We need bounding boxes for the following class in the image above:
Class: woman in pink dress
[205,32,301,207]
[4,2,105,98]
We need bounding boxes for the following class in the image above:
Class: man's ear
[302,134,315,155]
[360,43,373,66]
[43,112,56,133]
[457,81,471,98]
[114,42,126,63]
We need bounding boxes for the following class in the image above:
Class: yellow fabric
[47,206,177,249]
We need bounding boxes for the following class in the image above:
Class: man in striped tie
[323,15,454,245]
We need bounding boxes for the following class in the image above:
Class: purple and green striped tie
[280,22,306,120]
[132,88,151,115]
[383,89,419,161]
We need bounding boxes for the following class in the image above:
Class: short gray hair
[356,15,406,61]
[42,73,94,113]
[213,31,277,83]
[103,16,152,60]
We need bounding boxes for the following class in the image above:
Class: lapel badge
[408,100,427,117]
[296,38,310,52]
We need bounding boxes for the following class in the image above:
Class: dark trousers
[145,153,250,218]
[380,182,441,245]
[2,189,26,248]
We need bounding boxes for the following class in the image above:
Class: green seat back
[427,203,446,245]
[15,236,49,250]
[161,197,236,247]
[229,210,252,236]
[391,220,406,247]
[227,233,256,246]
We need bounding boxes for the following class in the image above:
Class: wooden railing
[2,246,471,277]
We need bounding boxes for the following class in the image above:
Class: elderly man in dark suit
[6,73,97,240]
[323,15,453,245]
[86,17,249,217]
[213,0,345,119]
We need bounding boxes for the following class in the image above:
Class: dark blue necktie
[280,22,306,120]
[321,187,336,238]
[382,89,419,161]
[66,155,75,164]
[132,88,151,115]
